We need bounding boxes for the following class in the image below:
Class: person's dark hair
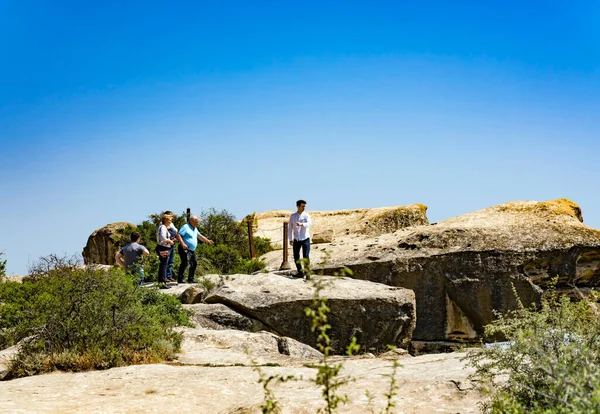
[296,199,307,207]
[130,231,141,242]
[164,210,173,215]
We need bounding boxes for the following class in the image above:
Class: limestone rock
[204,273,416,354]
[246,204,428,248]
[82,222,135,265]
[296,198,600,344]
[185,303,268,332]
[312,229,334,244]
[177,327,322,365]
[0,352,481,413]
[0,344,18,380]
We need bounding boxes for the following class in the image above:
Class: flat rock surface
[0,352,481,413]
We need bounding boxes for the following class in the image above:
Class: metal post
[279,221,291,270]
[186,207,191,221]
[247,221,255,259]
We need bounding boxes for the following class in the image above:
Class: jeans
[166,246,175,280]
[157,245,171,284]
[126,265,145,285]
[293,238,311,276]
[178,245,197,283]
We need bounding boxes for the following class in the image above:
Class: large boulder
[245,204,429,248]
[299,199,600,346]
[185,303,268,332]
[82,222,135,265]
[204,273,416,354]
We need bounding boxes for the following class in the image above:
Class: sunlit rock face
[82,222,134,265]
[287,199,600,344]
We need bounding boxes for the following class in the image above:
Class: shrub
[0,256,189,379]
[0,252,6,278]
[465,289,600,413]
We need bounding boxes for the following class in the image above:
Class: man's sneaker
[188,279,197,284]
[177,280,185,284]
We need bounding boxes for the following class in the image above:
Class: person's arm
[142,247,149,259]
[198,234,213,245]
[115,251,125,269]
[158,225,174,246]
[288,216,294,246]
[304,213,312,228]
[178,225,189,250]
[177,233,187,249]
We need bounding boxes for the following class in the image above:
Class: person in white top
[288,199,312,279]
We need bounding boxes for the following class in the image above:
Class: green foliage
[0,251,6,278]
[0,256,189,379]
[382,346,401,414]
[114,209,272,279]
[304,262,359,414]
[465,289,600,413]
[252,363,296,414]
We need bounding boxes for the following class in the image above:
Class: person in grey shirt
[115,231,149,284]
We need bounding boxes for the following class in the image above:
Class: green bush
[0,252,6,278]
[465,289,600,413]
[0,256,189,379]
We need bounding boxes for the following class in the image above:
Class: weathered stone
[204,273,416,354]
[245,204,429,248]
[177,327,322,365]
[295,198,600,345]
[184,303,268,332]
[0,352,481,413]
[312,229,334,244]
[0,344,18,380]
[82,222,135,265]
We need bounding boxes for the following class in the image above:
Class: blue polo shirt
[178,223,201,251]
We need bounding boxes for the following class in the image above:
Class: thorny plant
[302,258,361,413]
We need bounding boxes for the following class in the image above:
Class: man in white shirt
[288,199,312,279]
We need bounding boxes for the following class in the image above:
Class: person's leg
[166,247,175,281]
[177,245,188,283]
[158,254,169,284]
[137,268,145,285]
[293,240,302,276]
[301,238,311,279]
[188,250,198,283]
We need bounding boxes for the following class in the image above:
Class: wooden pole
[247,221,255,259]
[279,221,291,270]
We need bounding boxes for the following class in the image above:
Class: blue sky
[1,1,599,275]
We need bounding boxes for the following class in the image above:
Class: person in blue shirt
[177,215,213,283]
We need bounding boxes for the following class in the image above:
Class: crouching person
[115,231,149,285]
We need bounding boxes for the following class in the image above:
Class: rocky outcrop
[261,199,600,348]
[204,273,416,354]
[246,204,429,247]
[82,222,134,265]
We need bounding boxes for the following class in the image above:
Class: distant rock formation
[260,198,600,350]
[82,222,134,265]
[245,204,429,247]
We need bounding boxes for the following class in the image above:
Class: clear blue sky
[1,1,599,275]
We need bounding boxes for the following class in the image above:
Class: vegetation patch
[0,256,190,379]
[465,287,600,413]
